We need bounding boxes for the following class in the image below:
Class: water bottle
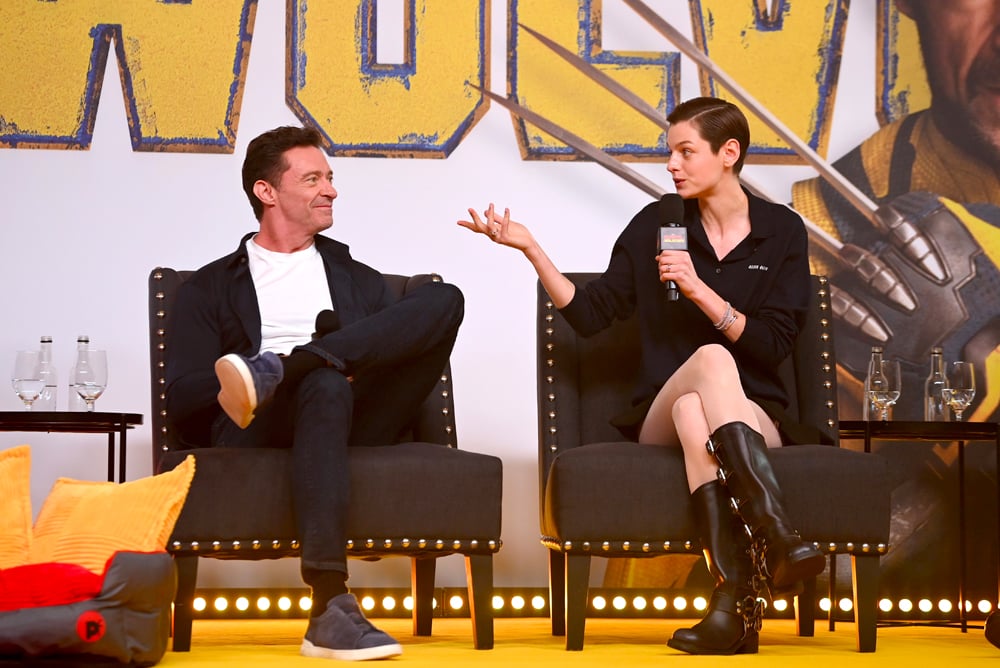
[36,336,58,410]
[923,346,949,421]
[863,346,884,420]
[67,335,90,411]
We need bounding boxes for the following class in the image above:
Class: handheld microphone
[657,193,687,301]
[313,309,341,338]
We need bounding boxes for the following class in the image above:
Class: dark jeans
[210,281,464,576]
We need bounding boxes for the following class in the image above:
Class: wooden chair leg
[411,557,436,637]
[565,553,591,651]
[852,554,879,652]
[548,550,566,636]
[171,555,199,652]
[828,552,838,631]
[795,574,817,637]
[465,554,495,649]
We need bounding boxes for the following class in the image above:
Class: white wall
[0,0,879,589]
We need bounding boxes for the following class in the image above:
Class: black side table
[0,411,143,483]
[840,419,1000,632]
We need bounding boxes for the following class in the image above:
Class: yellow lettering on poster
[876,0,929,125]
[0,0,255,152]
[692,0,848,163]
[288,0,489,158]
[512,0,677,161]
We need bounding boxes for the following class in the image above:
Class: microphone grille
[658,193,685,224]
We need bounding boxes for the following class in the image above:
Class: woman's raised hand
[458,202,576,307]
[457,203,533,252]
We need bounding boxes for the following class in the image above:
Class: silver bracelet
[713,302,733,330]
[719,310,738,333]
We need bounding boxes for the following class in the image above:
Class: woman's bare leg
[638,344,781,492]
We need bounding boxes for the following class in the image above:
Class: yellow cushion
[0,445,32,569]
[28,455,195,574]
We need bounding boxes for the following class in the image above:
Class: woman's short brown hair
[667,97,750,174]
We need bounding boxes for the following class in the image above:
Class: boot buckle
[736,595,764,632]
[749,536,771,582]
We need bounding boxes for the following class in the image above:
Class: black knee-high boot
[667,481,761,655]
[706,421,825,591]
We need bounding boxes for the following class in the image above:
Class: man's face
[272,145,337,236]
[898,0,1000,165]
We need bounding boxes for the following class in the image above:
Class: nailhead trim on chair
[169,538,502,556]
[815,277,839,432]
[540,536,888,556]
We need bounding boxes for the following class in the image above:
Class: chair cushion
[160,443,502,544]
[543,443,696,542]
[769,445,890,544]
[543,442,889,546]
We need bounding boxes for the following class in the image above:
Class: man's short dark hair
[667,97,750,174]
[242,126,325,221]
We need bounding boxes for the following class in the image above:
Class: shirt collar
[684,187,779,238]
[682,187,777,260]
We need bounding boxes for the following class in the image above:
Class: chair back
[148,268,458,471]
[537,274,839,497]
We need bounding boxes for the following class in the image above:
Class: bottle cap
[931,346,943,354]
[40,336,52,343]
[77,335,90,343]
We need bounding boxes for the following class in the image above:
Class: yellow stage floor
[154,617,999,667]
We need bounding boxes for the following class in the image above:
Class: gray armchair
[537,274,890,652]
[149,268,502,651]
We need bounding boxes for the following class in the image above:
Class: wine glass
[867,359,902,421]
[11,350,44,410]
[943,361,976,421]
[71,350,108,412]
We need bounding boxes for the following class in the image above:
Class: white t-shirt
[246,236,335,355]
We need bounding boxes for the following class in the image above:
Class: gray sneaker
[301,593,402,661]
[215,351,284,429]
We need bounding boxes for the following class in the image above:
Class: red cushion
[0,561,103,611]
